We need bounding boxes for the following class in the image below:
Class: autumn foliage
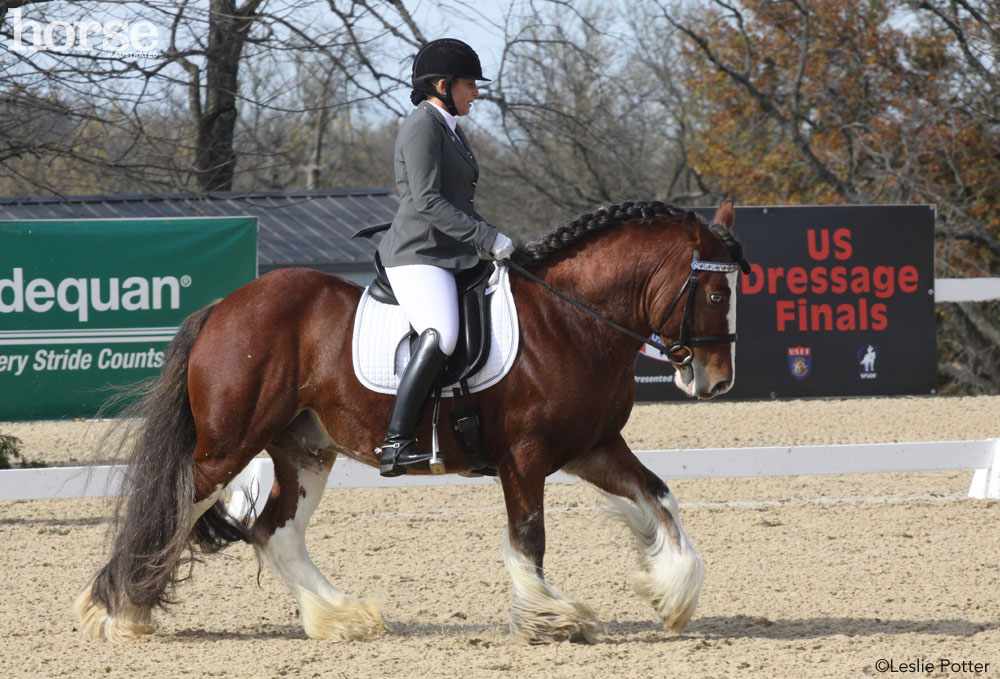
[670,0,1000,392]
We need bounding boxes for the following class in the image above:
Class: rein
[506,255,741,367]
[352,215,746,367]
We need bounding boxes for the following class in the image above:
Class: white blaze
[727,270,738,384]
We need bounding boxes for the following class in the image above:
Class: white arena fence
[934,277,1000,303]
[0,440,998,508]
[1,277,999,507]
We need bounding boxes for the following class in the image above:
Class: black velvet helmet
[410,38,490,114]
[412,38,490,83]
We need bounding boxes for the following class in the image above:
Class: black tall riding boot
[378,328,448,477]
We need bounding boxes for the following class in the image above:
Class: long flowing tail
[76,300,251,640]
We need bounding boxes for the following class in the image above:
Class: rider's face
[434,77,479,116]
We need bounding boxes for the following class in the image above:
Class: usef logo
[788,346,811,380]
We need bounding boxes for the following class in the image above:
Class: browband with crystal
[692,259,741,273]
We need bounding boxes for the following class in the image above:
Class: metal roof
[0,189,398,272]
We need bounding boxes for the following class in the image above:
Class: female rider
[376,38,515,477]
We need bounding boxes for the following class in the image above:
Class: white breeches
[383,264,459,356]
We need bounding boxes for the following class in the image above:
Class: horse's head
[651,201,746,400]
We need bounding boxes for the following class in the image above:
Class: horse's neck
[528,237,663,351]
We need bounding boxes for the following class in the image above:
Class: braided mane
[511,200,745,267]
[704,217,746,267]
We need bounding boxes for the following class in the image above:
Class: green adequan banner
[0,217,257,420]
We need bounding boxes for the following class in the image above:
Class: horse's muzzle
[709,379,732,397]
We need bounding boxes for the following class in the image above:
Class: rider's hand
[491,232,515,261]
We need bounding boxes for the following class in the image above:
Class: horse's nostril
[711,380,731,396]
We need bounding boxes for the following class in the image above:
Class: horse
[75,200,746,644]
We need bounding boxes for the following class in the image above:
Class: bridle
[505,248,746,367]
[654,254,742,367]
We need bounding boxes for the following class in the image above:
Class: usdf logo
[858,344,878,379]
[7,8,158,55]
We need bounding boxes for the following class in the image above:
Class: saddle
[369,251,495,387]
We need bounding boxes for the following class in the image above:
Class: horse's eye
[709,293,725,305]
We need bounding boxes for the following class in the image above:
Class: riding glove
[491,232,515,261]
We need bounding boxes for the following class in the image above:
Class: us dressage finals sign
[0,217,257,420]
[635,205,937,401]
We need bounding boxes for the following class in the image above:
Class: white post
[967,439,1000,500]
[226,457,274,518]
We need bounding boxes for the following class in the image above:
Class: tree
[0,432,44,469]
[911,0,1000,393]
[476,1,705,236]
[0,0,426,194]
[651,0,1000,393]
[232,49,397,191]
[179,0,267,192]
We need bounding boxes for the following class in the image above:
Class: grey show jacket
[378,100,498,270]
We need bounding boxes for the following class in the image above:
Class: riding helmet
[410,38,490,113]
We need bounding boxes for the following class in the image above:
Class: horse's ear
[713,199,736,230]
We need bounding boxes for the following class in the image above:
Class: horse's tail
[76,300,252,639]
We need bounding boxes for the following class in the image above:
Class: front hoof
[631,546,705,634]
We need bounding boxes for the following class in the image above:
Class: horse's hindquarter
[186,269,378,458]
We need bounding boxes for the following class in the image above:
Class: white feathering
[600,489,704,633]
[501,532,598,643]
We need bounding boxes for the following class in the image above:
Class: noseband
[656,254,741,367]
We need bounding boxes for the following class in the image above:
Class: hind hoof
[298,589,386,641]
[74,583,157,641]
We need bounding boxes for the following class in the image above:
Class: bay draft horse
[76,200,745,644]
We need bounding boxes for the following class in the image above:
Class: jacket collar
[418,101,478,173]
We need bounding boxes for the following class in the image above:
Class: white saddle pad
[352,264,520,395]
